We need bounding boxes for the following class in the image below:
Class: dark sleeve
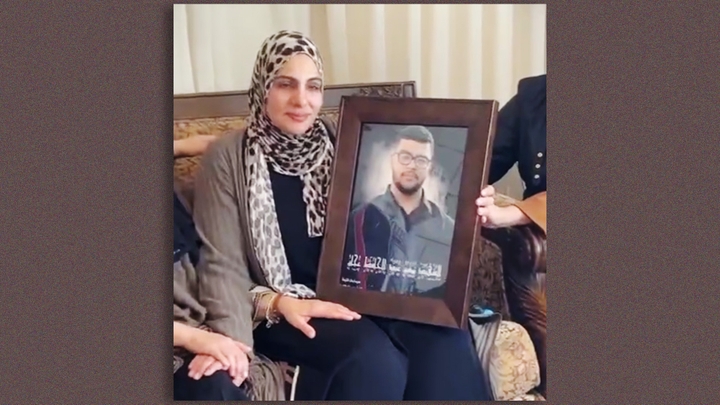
[362,206,392,259]
[489,94,520,184]
[191,136,255,346]
[341,209,358,278]
[344,205,392,259]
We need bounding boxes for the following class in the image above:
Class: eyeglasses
[394,152,431,169]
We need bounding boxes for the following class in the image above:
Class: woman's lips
[287,113,310,122]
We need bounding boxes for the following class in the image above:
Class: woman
[173,137,252,401]
[478,73,548,395]
[191,30,492,401]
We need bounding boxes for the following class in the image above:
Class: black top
[269,167,323,290]
[489,74,547,200]
[399,198,432,232]
[263,118,336,290]
[173,192,201,265]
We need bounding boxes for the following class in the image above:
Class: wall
[173,4,546,199]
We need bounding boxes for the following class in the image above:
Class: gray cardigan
[191,118,336,346]
[192,128,269,347]
[181,131,293,399]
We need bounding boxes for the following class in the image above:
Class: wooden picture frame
[316,96,498,329]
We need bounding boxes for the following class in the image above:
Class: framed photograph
[316,96,498,329]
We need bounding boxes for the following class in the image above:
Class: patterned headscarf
[244,30,333,298]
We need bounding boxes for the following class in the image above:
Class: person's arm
[174,321,252,384]
[511,191,546,234]
[174,135,218,158]
[489,94,520,184]
[173,321,199,348]
[174,321,251,353]
[191,134,256,348]
[482,193,545,231]
[477,186,544,231]
[173,139,185,157]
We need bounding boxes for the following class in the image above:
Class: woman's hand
[180,327,252,385]
[475,185,530,228]
[173,135,218,158]
[188,353,249,386]
[188,354,224,379]
[276,296,361,339]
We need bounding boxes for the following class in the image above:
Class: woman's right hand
[276,296,361,339]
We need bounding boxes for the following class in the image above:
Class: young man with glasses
[341,125,454,298]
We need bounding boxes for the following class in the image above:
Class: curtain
[173,4,546,198]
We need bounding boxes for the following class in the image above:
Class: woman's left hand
[188,353,249,387]
[183,328,251,385]
[188,354,225,380]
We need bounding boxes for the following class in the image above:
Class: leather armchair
[481,196,547,397]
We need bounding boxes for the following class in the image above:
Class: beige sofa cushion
[510,392,546,401]
[489,321,541,400]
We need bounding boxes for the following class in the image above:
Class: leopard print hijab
[244,30,333,298]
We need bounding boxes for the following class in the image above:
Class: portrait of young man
[340,125,463,298]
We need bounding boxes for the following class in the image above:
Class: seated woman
[190,30,493,401]
[173,136,252,401]
[478,74,547,396]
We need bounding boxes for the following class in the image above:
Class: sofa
[173,81,546,401]
[482,201,547,398]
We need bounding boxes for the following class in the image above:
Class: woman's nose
[290,88,308,107]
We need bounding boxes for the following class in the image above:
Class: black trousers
[253,316,491,401]
[173,355,251,401]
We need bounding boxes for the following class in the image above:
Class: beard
[393,172,424,196]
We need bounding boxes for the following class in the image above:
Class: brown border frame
[316,95,498,329]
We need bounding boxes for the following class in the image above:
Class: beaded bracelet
[252,290,273,322]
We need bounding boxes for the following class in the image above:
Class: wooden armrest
[481,224,546,277]
[480,221,547,397]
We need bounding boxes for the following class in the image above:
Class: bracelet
[252,291,272,322]
[265,292,283,328]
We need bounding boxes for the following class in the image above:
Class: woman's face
[265,54,323,135]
